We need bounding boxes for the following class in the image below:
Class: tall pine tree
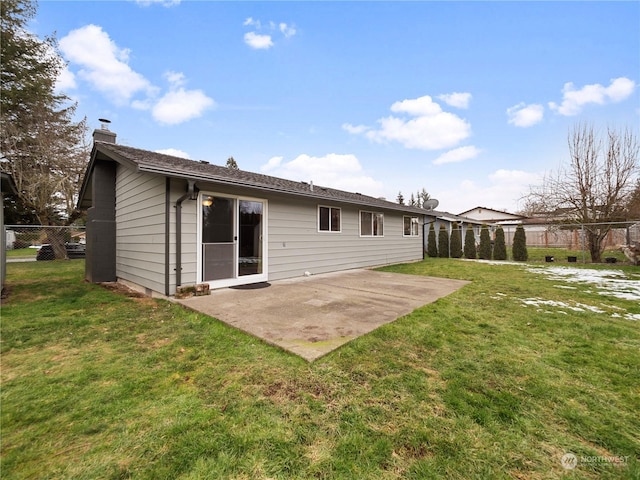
[464,226,477,259]
[438,225,450,258]
[512,225,528,261]
[427,223,438,257]
[1,0,88,225]
[479,224,492,260]
[493,226,507,260]
[450,222,462,258]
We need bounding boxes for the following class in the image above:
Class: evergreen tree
[464,226,477,259]
[396,191,405,205]
[418,188,431,208]
[1,0,88,225]
[479,224,492,260]
[427,223,438,257]
[512,224,528,261]
[493,225,507,260]
[450,222,462,258]
[438,225,449,258]
[225,156,239,169]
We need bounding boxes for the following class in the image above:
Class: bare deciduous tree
[525,123,639,262]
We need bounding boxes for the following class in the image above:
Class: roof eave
[137,163,429,215]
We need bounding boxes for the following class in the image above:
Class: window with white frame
[318,206,341,232]
[360,211,384,236]
[404,216,420,236]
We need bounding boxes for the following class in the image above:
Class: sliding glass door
[200,194,266,287]
[201,195,235,281]
[238,200,263,276]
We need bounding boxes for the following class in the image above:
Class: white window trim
[318,205,342,233]
[359,210,384,237]
[403,216,420,237]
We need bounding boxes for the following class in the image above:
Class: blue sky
[34,1,639,213]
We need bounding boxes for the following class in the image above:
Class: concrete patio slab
[176,269,469,361]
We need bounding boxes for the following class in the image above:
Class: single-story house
[1,172,18,294]
[77,127,431,297]
[458,206,527,224]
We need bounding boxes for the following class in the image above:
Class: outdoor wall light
[202,196,213,207]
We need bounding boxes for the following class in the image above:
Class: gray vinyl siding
[115,166,167,294]
[267,196,423,281]
[114,172,422,294]
[177,183,422,288]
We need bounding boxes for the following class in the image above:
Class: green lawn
[5,247,37,258]
[1,259,638,479]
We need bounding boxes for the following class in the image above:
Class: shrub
[427,223,438,257]
[512,224,528,261]
[438,225,450,258]
[479,224,492,260]
[464,226,477,259]
[493,226,507,260]
[450,222,463,258]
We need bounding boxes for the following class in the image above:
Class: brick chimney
[92,118,116,144]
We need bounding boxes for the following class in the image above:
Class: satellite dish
[424,199,439,210]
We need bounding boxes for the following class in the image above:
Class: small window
[404,216,420,236]
[360,211,384,236]
[318,206,341,232]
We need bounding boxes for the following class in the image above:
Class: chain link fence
[4,225,86,262]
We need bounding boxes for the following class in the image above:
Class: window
[404,216,420,236]
[360,211,384,236]
[318,206,341,232]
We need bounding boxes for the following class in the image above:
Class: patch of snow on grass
[611,313,640,321]
[520,298,606,314]
[526,266,640,301]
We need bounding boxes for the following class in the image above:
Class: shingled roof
[79,141,432,215]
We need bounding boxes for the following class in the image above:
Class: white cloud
[507,103,544,127]
[488,169,541,185]
[135,0,180,6]
[346,95,471,151]
[549,77,636,116]
[433,146,481,165]
[342,123,369,134]
[55,64,76,93]
[437,92,472,109]
[279,23,297,38]
[243,17,296,49]
[59,25,214,125]
[59,24,156,105]
[164,70,186,87]
[244,32,274,50]
[433,169,542,214]
[262,156,283,170]
[155,148,190,159]
[391,95,443,116]
[152,87,215,125]
[261,153,383,195]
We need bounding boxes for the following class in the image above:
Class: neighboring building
[1,173,18,294]
[458,206,526,224]
[77,127,430,297]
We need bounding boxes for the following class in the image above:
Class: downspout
[175,179,197,290]
[164,178,171,296]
